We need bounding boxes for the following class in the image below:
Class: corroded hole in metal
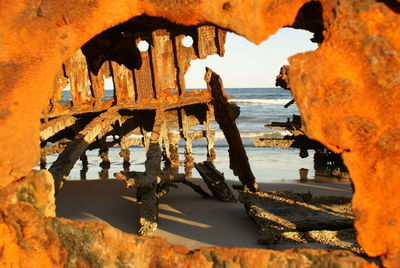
[182,36,194,48]
[137,40,150,52]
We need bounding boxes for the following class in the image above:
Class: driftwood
[49,107,121,194]
[194,161,236,202]
[205,68,258,192]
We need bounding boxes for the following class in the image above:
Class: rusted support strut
[205,68,259,192]
[195,161,237,202]
[49,107,121,194]
[115,171,211,199]
[40,115,78,141]
[136,109,163,236]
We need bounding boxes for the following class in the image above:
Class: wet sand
[56,178,352,249]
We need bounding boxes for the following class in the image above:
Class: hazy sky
[185,28,318,89]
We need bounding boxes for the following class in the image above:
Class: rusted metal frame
[137,109,164,236]
[194,161,237,202]
[115,171,211,199]
[49,107,121,194]
[89,60,109,101]
[150,29,179,101]
[41,138,70,156]
[167,131,180,167]
[64,49,94,107]
[40,115,78,142]
[119,129,133,171]
[205,68,259,192]
[110,60,135,104]
[196,26,226,59]
[43,88,212,119]
[179,108,194,170]
[168,129,216,141]
[115,114,152,171]
[98,135,111,173]
[40,151,47,170]
[160,116,171,167]
[47,67,68,113]
[44,24,226,118]
[205,104,216,162]
[172,28,197,96]
[80,152,89,180]
[115,171,183,188]
[197,25,217,59]
[133,36,157,102]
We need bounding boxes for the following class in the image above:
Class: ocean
[46,88,315,183]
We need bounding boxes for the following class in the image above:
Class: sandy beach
[56,178,352,249]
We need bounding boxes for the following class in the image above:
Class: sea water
[46,88,315,182]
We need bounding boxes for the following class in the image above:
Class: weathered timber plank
[40,115,77,141]
[65,49,93,106]
[205,68,258,192]
[151,30,178,98]
[110,61,135,103]
[49,107,121,194]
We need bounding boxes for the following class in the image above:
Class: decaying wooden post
[205,68,259,192]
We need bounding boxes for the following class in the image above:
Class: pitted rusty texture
[46,18,226,118]
[0,0,399,266]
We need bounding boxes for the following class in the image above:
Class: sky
[185,28,318,89]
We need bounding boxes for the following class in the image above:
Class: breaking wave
[229,99,291,105]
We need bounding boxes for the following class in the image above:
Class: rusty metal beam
[205,68,259,192]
